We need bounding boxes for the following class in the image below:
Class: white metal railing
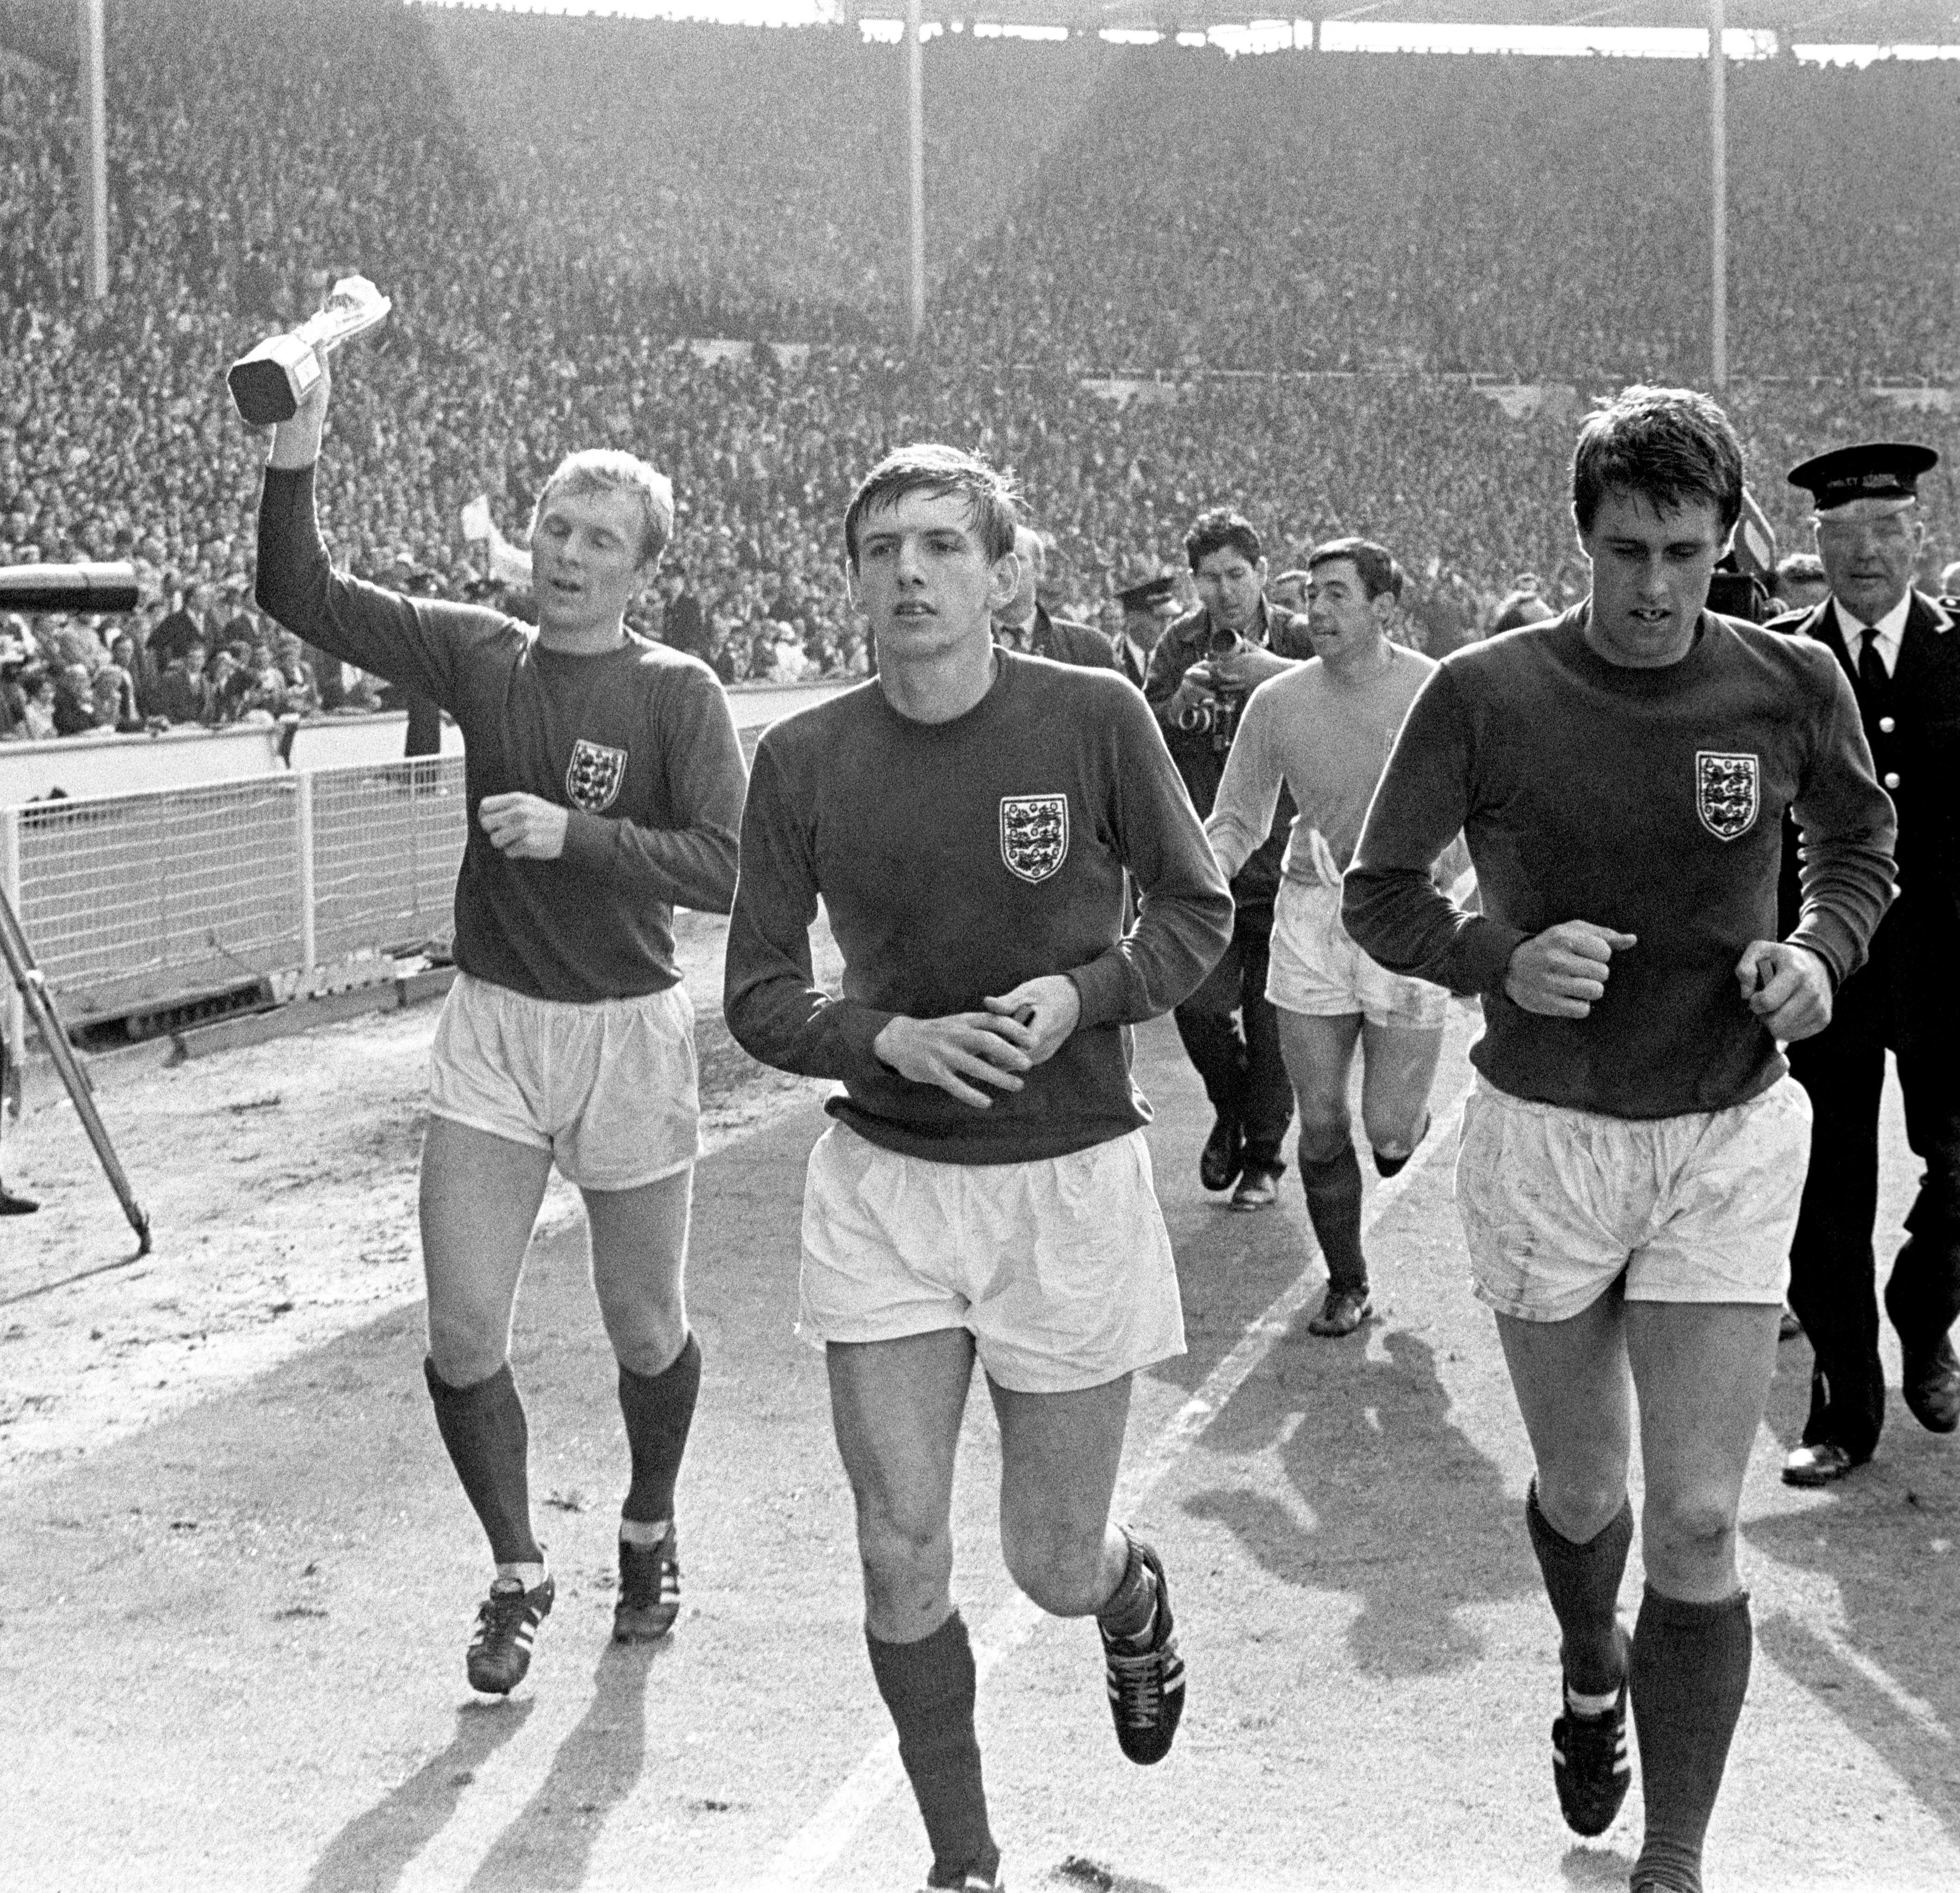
[4,755,467,1035]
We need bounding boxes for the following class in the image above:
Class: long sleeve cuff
[1788,912,1856,993]
[562,809,612,873]
[1067,951,1133,1032]
[1454,916,1530,997]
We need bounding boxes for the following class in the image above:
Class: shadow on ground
[1181,1322,1537,1676]
[464,1640,667,1891]
[1745,1333,1960,1852]
[305,1698,536,1893]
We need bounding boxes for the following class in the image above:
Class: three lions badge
[1695,751,1759,841]
[1000,794,1069,884]
[567,739,629,814]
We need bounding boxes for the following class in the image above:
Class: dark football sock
[423,1357,542,1566]
[617,1331,702,1526]
[867,1612,999,1890]
[1525,1481,1633,1696]
[1630,1584,1753,1893]
[1096,1531,1159,1646]
[1299,1144,1367,1289]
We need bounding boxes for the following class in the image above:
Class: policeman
[1775,441,1960,1484]
[1113,573,1178,687]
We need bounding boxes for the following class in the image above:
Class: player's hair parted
[1571,385,1745,536]
[843,443,1022,569]
[1306,536,1402,601]
[531,449,676,565]
[1184,508,1263,571]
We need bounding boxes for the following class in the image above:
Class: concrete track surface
[4,1005,1956,1892]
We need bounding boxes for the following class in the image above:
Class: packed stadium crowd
[4,0,1960,735]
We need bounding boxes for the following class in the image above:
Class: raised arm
[253,344,464,703]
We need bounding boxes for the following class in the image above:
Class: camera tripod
[0,883,150,1258]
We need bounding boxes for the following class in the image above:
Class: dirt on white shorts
[427,971,703,1191]
[1454,1073,1813,1323]
[798,1121,1187,1394]
[1268,879,1449,1029]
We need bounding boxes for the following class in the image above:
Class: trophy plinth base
[227,334,322,427]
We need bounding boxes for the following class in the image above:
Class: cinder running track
[3,1002,1955,1891]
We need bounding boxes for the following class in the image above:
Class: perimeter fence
[0,756,467,1037]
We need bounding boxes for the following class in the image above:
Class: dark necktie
[1858,626,1889,696]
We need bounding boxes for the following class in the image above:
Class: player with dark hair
[1346,386,1895,1893]
[1144,507,1312,1211]
[255,344,747,1696]
[726,442,1232,1893]
[1205,536,1453,1337]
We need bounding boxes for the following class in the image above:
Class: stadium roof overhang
[889,1,1960,36]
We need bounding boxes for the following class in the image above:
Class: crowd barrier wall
[0,679,848,1067]
[0,713,466,810]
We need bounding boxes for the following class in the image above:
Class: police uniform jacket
[1143,599,1314,910]
[997,603,1120,672]
[1771,588,1960,1047]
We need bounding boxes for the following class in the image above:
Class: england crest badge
[1695,751,1759,841]
[566,738,629,813]
[1000,794,1069,884]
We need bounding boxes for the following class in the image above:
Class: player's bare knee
[1362,1102,1421,1159]
[424,1323,508,1390]
[600,1293,689,1377]
[1294,1106,1352,1165]
[1001,1520,1108,1616]
[853,1500,952,1591]
[1646,1489,1737,1563]
[611,1324,687,1380]
[1536,1468,1627,1544]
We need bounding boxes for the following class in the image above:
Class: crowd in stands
[4,0,1960,740]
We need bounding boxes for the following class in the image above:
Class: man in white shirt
[1203,537,1452,1336]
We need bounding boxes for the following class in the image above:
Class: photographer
[1144,508,1311,1209]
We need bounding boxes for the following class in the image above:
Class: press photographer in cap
[1144,508,1312,1210]
[1771,440,1960,1484]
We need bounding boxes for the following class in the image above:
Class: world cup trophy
[226,274,391,426]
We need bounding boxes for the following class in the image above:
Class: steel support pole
[0,809,20,1080]
[77,0,109,301]
[296,772,317,987]
[1710,0,1728,389]
[906,0,926,344]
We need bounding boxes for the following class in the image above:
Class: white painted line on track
[755,1076,1476,1889]
[1805,1617,1954,1744]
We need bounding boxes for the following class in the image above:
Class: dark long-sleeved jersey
[1343,607,1896,1118]
[724,651,1233,1163]
[257,464,746,1003]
